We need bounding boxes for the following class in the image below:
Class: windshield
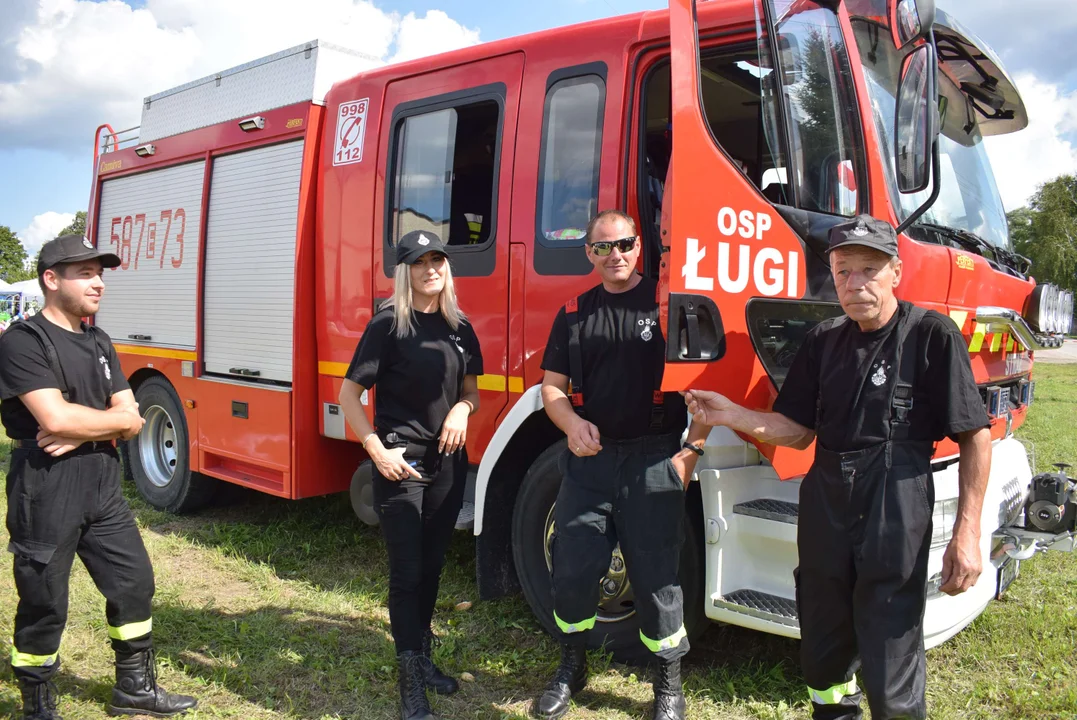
[850,19,1011,249]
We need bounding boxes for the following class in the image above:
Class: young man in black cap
[0,235,197,718]
[534,210,708,720]
[685,215,991,720]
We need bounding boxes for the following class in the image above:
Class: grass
[0,366,1074,719]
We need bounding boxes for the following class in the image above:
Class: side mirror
[891,0,936,49]
[894,43,937,194]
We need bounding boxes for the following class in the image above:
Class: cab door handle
[666,293,725,362]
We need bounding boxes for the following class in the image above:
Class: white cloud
[18,210,76,260]
[0,0,480,155]
[983,73,1077,211]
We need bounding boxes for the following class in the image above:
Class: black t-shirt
[0,314,130,440]
[773,301,989,452]
[541,275,687,439]
[346,307,483,443]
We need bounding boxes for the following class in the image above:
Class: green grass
[0,366,1075,719]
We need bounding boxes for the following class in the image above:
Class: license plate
[996,558,1020,599]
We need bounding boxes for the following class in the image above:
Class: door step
[732,498,799,525]
[713,589,799,629]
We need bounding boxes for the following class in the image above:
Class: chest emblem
[870,362,891,387]
[449,334,464,355]
[638,317,657,342]
[99,355,111,381]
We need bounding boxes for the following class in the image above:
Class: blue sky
[1,0,1074,256]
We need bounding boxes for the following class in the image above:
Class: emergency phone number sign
[333,98,369,167]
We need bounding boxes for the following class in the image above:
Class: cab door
[663,0,830,476]
[373,53,524,453]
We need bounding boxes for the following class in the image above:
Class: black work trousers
[552,433,689,662]
[796,440,934,720]
[6,445,156,684]
[372,443,466,653]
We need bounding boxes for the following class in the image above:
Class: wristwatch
[682,441,704,457]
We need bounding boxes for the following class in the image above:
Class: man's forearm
[44,404,136,440]
[541,386,580,435]
[955,427,991,535]
[725,405,815,450]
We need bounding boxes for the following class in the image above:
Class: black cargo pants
[796,438,934,720]
[6,444,155,684]
[551,433,689,661]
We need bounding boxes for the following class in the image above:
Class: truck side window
[537,75,605,243]
[389,100,500,248]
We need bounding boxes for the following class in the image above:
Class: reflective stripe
[553,612,596,634]
[968,322,988,352]
[108,618,152,641]
[10,645,58,668]
[808,677,859,705]
[639,625,687,653]
[990,332,1003,352]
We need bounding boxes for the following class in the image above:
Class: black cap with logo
[37,235,122,276]
[827,215,899,257]
[395,230,449,265]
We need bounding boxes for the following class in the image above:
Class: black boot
[398,651,440,720]
[108,649,198,717]
[420,631,459,696]
[19,679,62,720]
[652,658,686,720]
[533,641,587,720]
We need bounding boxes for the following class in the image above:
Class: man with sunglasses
[533,210,708,720]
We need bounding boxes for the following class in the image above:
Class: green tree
[1011,175,1077,293]
[0,226,35,283]
[58,210,87,237]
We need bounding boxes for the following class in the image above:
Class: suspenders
[563,294,666,432]
[9,320,114,402]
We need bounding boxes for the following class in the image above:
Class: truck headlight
[932,497,958,549]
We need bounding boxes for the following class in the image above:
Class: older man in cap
[685,215,991,720]
[0,235,197,718]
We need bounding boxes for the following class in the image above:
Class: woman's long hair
[386,256,466,338]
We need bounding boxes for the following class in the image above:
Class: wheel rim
[139,404,178,488]
[544,502,637,624]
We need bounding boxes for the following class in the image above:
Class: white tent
[0,279,12,292]
[8,279,43,300]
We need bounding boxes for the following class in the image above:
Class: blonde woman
[339,230,482,720]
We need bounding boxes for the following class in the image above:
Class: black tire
[127,376,216,513]
[511,440,707,665]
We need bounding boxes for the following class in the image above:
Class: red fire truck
[88,0,1075,662]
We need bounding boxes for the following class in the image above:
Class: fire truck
[87,0,1075,662]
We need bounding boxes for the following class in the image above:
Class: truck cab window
[390,100,500,247]
[537,75,605,244]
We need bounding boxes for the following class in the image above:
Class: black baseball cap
[37,234,122,275]
[395,230,448,265]
[827,215,899,257]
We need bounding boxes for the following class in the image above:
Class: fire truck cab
[88,0,1074,663]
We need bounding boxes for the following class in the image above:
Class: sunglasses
[587,236,639,256]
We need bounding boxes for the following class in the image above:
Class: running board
[732,498,799,525]
[713,589,799,629]
[455,500,476,531]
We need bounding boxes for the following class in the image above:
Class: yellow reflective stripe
[508,376,525,394]
[639,625,687,653]
[1006,336,1015,352]
[809,677,859,705]
[948,309,968,330]
[990,333,1003,352]
[968,322,988,353]
[476,374,506,392]
[553,612,596,634]
[10,646,58,668]
[108,618,152,641]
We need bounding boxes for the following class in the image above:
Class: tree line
[0,212,86,283]
[1008,174,1077,296]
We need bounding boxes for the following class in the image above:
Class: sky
[1,0,1075,261]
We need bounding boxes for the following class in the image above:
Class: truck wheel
[511,440,707,665]
[128,377,216,513]
[350,460,380,527]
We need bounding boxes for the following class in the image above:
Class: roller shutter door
[203,141,303,383]
[94,161,205,348]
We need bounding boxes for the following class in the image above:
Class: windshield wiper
[912,222,1029,277]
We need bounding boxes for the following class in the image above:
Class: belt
[598,432,681,453]
[11,439,115,454]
